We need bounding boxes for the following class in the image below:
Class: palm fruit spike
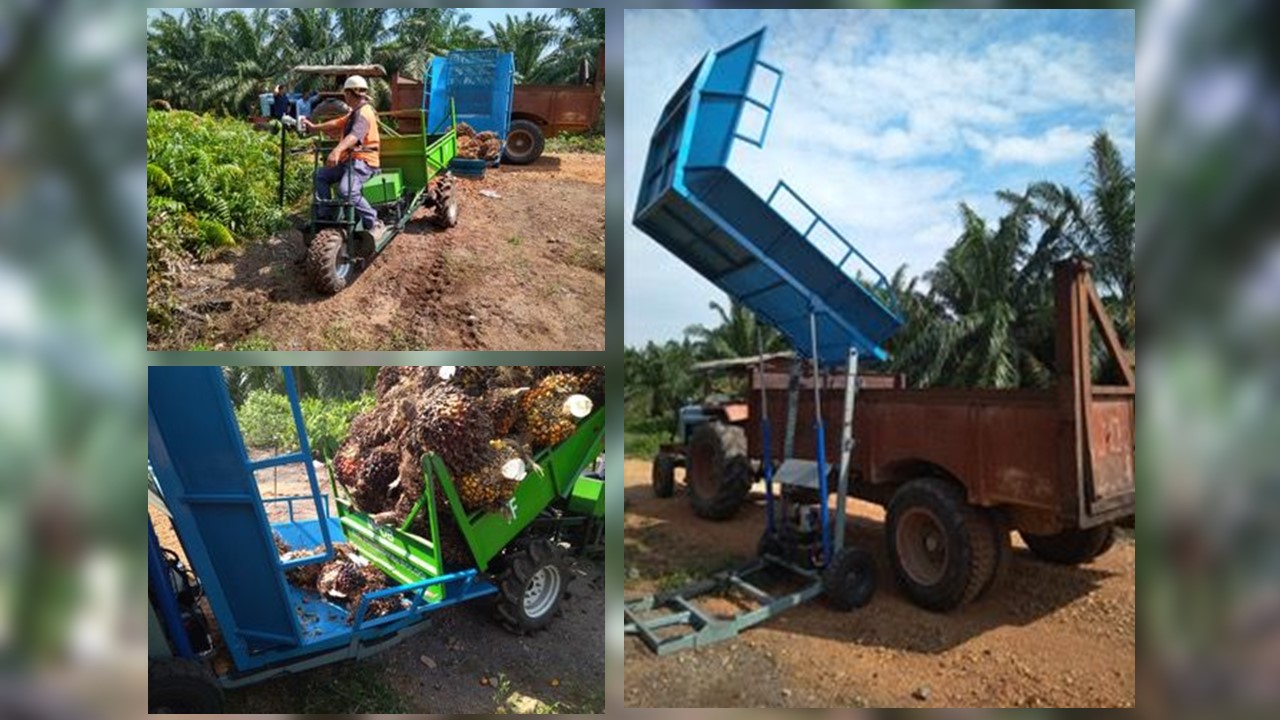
[485,387,526,437]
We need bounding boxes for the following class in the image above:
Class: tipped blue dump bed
[633,29,903,364]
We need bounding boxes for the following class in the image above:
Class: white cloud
[964,125,1097,166]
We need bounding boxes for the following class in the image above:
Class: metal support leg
[809,311,830,566]
[783,358,801,460]
[757,332,775,533]
[833,349,859,553]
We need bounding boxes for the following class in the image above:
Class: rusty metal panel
[1086,396,1135,501]
[747,386,1062,510]
[975,402,1060,510]
[512,87,601,134]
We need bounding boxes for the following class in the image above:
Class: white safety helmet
[342,75,369,93]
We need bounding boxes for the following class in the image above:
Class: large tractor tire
[1020,523,1116,565]
[503,119,545,165]
[495,538,569,634]
[685,422,751,520]
[651,453,676,498]
[149,658,224,713]
[307,227,352,294]
[886,478,1006,612]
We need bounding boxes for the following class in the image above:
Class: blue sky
[623,9,1135,347]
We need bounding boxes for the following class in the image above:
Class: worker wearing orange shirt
[301,75,384,237]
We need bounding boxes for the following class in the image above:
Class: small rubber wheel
[149,658,224,713]
[503,119,545,165]
[306,227,351,294]
[495,538,569,634]
[652,453,676,498]
[824,547,877,611]
[1020,523,1116,565]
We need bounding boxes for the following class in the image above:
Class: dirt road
[153,153,605,351]
[149,451,604,713]
[623,459,1135,708]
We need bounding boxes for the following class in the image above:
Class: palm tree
[535,8,605,85]
[905,201,1053,389]
[1022,132,1135,344]
[684,300,787,362]
[489,13,559,84]
[201,9,288,115]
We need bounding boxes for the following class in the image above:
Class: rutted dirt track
[623,459,1136,708]
[154,153,605,350]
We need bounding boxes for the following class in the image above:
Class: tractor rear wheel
[495,538,569,634]
[886,478,1002,612]
[503,120,545,165]
[307,227,352,294]
[651,453,676,498]
[686,422,751,520]
[1020,523,1115,565]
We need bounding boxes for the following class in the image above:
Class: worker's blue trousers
[314,160,377,230]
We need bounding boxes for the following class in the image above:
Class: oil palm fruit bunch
[353,443,399,512]
[416,384,494,477]
[572,366,605,406]
[347,565,400,622]
[452,365,497,396]
[455,439,528,510]
[282,551,325,588]
[316,558,366,597]
[521,373,586,448]
[333,441,363,488]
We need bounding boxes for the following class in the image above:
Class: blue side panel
[632,28,904,364]
[428,49,515,162]
[148,367,304,662]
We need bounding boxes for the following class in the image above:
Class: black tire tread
[149,658,224,713]
[494,538,568,635]
[652,453,676,498]
[824,547,878,611]
[686,422,751,521]
[307,227,348,294]
[886,478,999,612]
[503,119,545,165]
[1020,523,1115,565]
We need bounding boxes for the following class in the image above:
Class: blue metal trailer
[626,28,903,654]
[147,367,497,710]
[428,49,516,167]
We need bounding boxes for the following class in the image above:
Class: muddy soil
[148,449,604,713]
[623,459,1136,708]
[152,153,605,351]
